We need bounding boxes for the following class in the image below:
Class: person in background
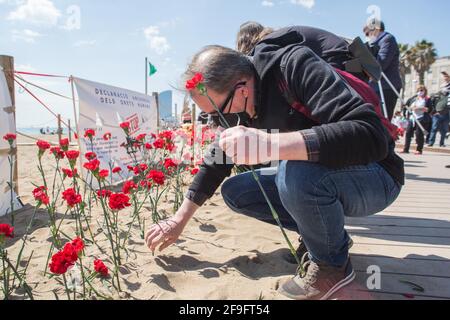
[236,21,352,71]
[428,72,450,148]
[182,108,192,124]
[402,85,432,155]
[363,19,402,121]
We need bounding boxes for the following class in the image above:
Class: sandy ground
[1,134,301,300]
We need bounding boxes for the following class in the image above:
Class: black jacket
[186,33,405,207]
[251,26,351,70]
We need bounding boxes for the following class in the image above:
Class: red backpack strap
[334,69,399,141]
[277,68,399,141]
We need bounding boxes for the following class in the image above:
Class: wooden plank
[346,216,450,228]
[350,244,450,260]
[351,255,450,279]
[345,225,450,238]
[349,271,450,299]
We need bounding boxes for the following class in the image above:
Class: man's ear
[241,86,249,99]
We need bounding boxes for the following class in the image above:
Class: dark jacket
[369,32,402,91]
[251,25,351,70]
[186,33,405,207]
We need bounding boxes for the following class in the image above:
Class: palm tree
[409,40,438,85]
[398,43,412,100]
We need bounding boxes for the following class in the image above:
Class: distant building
[403,56,450,99]
[158,90,174,123]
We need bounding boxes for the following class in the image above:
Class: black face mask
[209,82,252,128]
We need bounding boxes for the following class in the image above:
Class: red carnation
[71,237,85,255]
[3,133,16,146]
[85,152,97,161]
[62,188,82,208]
[147,170,165,186]
[65,150,80,160]
[112,167,122,174]
[122,180,138,194]
[59,138,70,151]
[84,129,96,139]
[165,142,176,153]
[159,131,174,141]
[133,163,148,175]
[50,146,66,160]
[103,132,112,141]
[49,239,82,275]
[136,133,146,141]
[97,189,112,199]
[84,159,100,172]
[145,143,153,150]
[120,122,130,133]
[164,158,177,170]
[32,186,50,206]
[49,251,73,275]
[94,259,109,277]
[36,140,51,158]
[190,168,200,176]
[99,169,109,180]
[153,138,165,149]
[0,224,14,241]
[186,73,204,91]
[108,193,131,211]
[127,165,134,172]
[62,168,78,178]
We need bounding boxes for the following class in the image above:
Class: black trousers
[381,89,399,121]
[404,116,432,153]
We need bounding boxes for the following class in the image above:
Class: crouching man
[145,39,404,300]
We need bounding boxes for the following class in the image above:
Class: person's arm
[376,34,398,71]
[145,133,234,252]
[282,46,390,168]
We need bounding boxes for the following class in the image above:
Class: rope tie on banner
[14,74,75,101]
[13,77,70,128]
[14,70,69,79]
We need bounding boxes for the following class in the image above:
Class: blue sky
[1,0,449,128]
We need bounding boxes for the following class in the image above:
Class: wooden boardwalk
[335,151,450,300]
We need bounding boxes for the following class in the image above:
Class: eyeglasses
[208,81,247,127]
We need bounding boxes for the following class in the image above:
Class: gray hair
[184,45,254,94]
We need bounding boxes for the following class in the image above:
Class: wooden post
[68,119,72,143]
[152,92,160,131]
[57,114,62,143]
[0,55,19,195]
[145,57,148,96]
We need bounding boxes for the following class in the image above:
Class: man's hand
[145,215,187,253]
[219,126,274,165]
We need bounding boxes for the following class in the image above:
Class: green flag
[149,62,157,77]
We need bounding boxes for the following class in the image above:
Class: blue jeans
[428,113,450,147]
[221,162,402,268]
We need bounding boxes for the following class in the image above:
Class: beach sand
[1,133,302,300]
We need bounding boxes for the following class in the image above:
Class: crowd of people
[397,72,450,155]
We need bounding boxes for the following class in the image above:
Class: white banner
[74,77,158,186]
[0,68,22,217]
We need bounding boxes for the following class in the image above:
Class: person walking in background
[364,20,402,121]
[402,85,432,155]
[428,72,450,148]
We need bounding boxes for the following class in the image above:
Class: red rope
[14,71,68,79]
[14,77,70,128]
